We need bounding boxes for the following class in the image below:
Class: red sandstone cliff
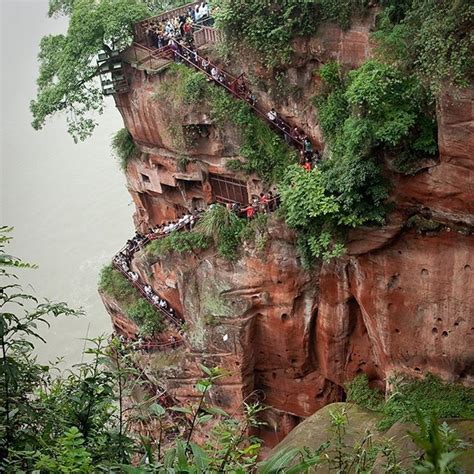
[104,17,474,447]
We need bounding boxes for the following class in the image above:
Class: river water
[1,0,134,365]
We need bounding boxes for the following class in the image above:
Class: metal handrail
[113,261,184,328]
[171,43,305,149]
[137,1,201,29]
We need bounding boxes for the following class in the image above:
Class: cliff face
[105,17,474,447]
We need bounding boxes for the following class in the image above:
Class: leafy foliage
[279,165,346,263]
[373,0,474,94]
[0,228,140,469]
[156,63,209,106]
[409,412,470,474]
[345,374,384,411]
[196,204,246,261]
[153,64,210,153]
[209,86,296,183]
[127,298,165,335]
[112,128,137,170]
[31,0,149,142]
[99,264,138,306]
[281,59,438,263]
[346,373,474,431]
[35,427,93,472]
[214,0,372,67]
[146,231,210,260]
[98,264,164,335]
[142,0,188,14]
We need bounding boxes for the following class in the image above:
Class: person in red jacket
[245,203,255,219]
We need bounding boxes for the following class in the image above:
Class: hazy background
[1,0,134,365]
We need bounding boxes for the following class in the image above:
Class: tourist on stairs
[267,108,278,122]
[211,66,220,82]
[303,136,313,159]
[245,202,255,219]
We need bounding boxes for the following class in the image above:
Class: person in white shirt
[267,108,277,121]
[211,67,219,81]
[198,3,208,21]
[165,20,174,36]
[195,5,201,21]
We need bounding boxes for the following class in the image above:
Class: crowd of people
[138,1,322,167]
[113,237,182,326]
[140,8,320,157]
[148,209,204,238]
[143,2,211,50]
[111,194,282,347]
[222,191,280,219]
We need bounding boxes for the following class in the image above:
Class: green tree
[374,0,474,94]
[31,0,149,142]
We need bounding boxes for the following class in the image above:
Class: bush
[196,205,246,261]
[127,299,165,336]
[182,72,208,104]
[319,61,345,92]
[345,373,474,431]
[153,64,208,153]
[156,63,208,105]
[99,264,165,335]
[345,374,384,411]
[146,231,210,260]
[216,219,246,261]
[99,264,137,306]
[285,59,438,263]
[381,374,474,430]
[111,128,137,170]
[279,165,347,263]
